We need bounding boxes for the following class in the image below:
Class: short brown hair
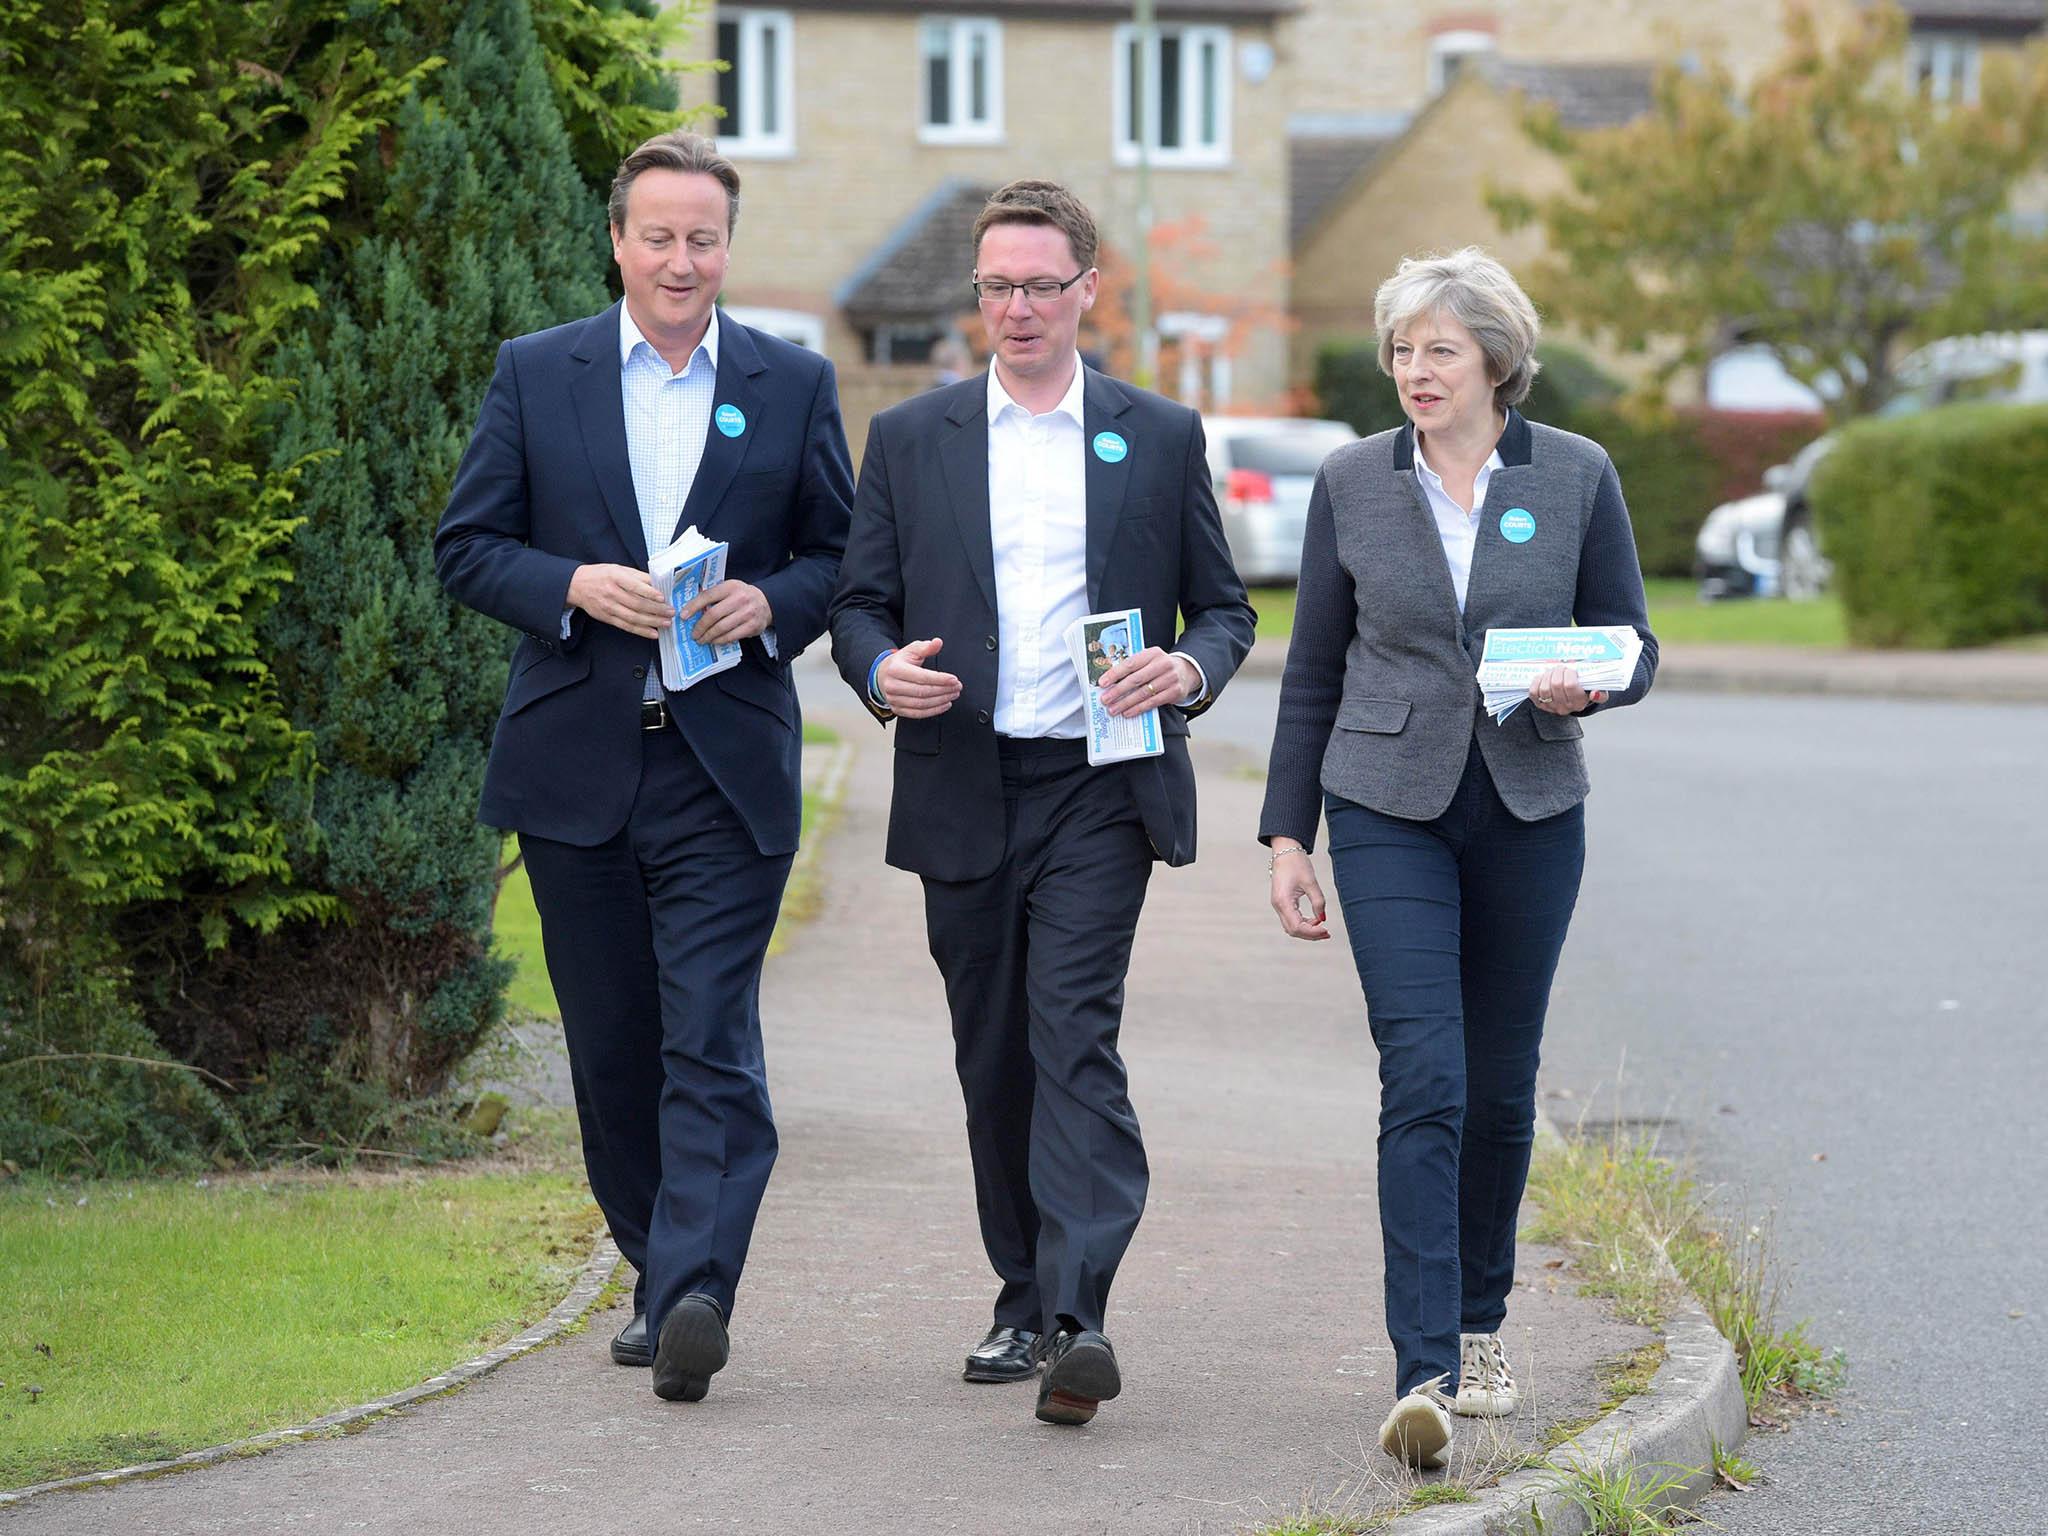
[971,179,1098,273]
[608,130,741,237]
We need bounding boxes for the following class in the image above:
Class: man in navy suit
[437,131,851,1404]
[830,181,1255,1426]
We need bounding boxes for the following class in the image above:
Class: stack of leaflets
[1063,608,1165,766]
[650,525,741,692]
[1476,626,1642,723]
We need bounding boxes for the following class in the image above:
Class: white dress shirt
[988,362,1092,738]
[1414,435,1504,613]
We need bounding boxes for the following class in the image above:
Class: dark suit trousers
[520,723,793,1338]
[1323,740,1585,1399]
[922,736,1154,1338]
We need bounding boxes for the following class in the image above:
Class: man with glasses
[830,180,1254,1427]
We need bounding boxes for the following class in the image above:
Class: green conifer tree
[191,0,627,1138]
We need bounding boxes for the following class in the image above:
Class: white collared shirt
[988,360,1091,738]
[1414,434,1504,613]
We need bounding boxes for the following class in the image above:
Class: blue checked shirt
[621,304,719,702]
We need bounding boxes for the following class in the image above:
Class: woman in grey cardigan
[1259,249,1657,1469]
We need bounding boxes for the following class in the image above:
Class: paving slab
[7,722,1651,1536]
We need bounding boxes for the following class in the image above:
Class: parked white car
[1202,417,1359,585]
[1696,331,2048,600]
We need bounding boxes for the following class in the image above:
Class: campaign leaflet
[1064,608,1165,767]
[1475,625,1642,722]
[650,524,742,692]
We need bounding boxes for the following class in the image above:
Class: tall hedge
[151,0,620,1138]
[0,2,419,1171]
[1810,404,2048,648]
[1,0,692,1173]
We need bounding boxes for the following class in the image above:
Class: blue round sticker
[1092,431,1128,464]
[1499,507,1536,544]
[715,403,747,438]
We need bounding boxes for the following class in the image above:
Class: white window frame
[722,305,825,353]
[1908,32,1981,106]
[1112,24,1232,169]
[1160,311,1231,407]
[1428,29,1496,96]
[919,17,1004,144]
[715,9,795,158]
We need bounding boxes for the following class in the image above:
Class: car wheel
[1779,510,1829,600]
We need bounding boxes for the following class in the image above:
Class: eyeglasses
[971,271,1088,304]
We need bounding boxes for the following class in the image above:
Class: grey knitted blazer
[1259,410,1658,848]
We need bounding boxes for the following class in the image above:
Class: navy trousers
[921,737,1154,1338]
[520,722,793,1339]
[1324,740,1585,1398]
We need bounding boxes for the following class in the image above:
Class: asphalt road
[1172,674,2048,1536]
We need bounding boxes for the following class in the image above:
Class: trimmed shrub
[1811,403,2048,648]
[0,1,415,1174]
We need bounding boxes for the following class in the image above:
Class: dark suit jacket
[829,367,1255,881]
[435,303,853,856]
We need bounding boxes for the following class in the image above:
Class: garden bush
[1810,403,2048,648]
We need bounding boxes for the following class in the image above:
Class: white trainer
[1455,1332,1520,1417]
[1378,1374,1455,1468]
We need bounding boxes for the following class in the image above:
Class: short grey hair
[1373,248,1542,409]
[608,130,741,238]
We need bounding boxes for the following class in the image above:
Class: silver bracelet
[1267,846,1309,874]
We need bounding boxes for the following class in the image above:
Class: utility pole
[1132,0,1157,389]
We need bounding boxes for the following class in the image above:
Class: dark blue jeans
[1325,741,1585,1399]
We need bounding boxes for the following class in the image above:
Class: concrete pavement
[7,717,1668,1535]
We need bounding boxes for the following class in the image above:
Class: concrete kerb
[1390,1112,1749,1536]
[0,1236,624,1509]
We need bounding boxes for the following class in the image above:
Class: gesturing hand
[567,563,671,639]
[1526,663,1607,715]
[878,637,962,719]
[678,579,773,645]
[1269,845,1329,941]
[1098,647,1199,718]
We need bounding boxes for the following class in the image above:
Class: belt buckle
[640,698,667,731]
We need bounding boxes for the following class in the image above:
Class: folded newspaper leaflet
[1476,626,1641,723]
[650,524,741,692]
[1064,608,1165,766]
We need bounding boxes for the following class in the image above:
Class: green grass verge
[0,1168,600,1488]
[491,723,845,1019]
[1638,579,1849,648]
[1249,584,1297,641]
[1523,1126,1844,1419]
[1248,579,1852,649]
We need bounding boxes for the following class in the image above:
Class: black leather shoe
[963,1325,1043,1383]
[652,1294,729,1403]
[1035,1329,1121,1426]
[610,1312,652,1368]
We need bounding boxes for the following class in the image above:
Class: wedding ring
[1145,680,1157,695]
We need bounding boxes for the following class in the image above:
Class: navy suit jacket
[436,303,853,856]
[828,367,1255,882]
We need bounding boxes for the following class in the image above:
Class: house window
[1113,25,1231,168]
[1909,32,1981,105]
[715,9,794,156]
[722,306,825,353]
[1428,30,1496,95]
[1160,311,1231,409]
[921,18,1003,143]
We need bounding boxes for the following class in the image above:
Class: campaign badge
[715,403,747,438]
[1092,431,1128,464]
[1499,508,1536,544]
